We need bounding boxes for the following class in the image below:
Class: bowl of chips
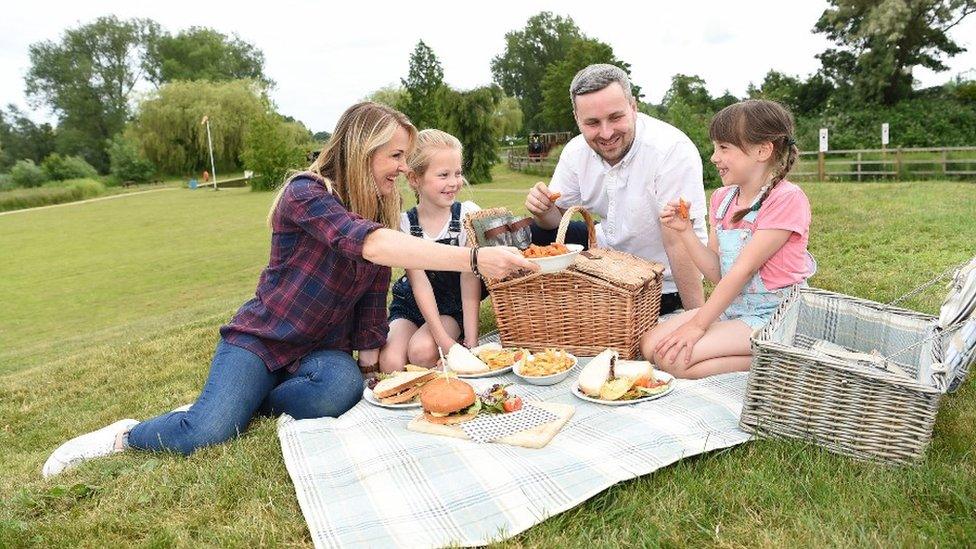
[521,243,583,274]
[513,349,578,385]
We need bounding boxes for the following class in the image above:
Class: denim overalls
[389,202,467,329]
[715,186,816,330]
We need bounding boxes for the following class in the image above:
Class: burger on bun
[420,377,482,424]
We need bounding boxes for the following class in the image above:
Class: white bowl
[513,352,578,385]
[525,244,584,274]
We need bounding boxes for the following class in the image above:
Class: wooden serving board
[406,401,574,449]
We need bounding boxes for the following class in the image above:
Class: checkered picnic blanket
[277,361,751,548]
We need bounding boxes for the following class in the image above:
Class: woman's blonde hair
[406,129,464,203]
[267,101,417,229]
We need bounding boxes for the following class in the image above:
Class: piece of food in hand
[577,348,617,397]
[372,370,437,404]
[548,192,561,202]
[522,243,569,258]
[420,377,481,424]
[446,343,490,374]
[677,198,691,220]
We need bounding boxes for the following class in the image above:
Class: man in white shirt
[525,64,707,314]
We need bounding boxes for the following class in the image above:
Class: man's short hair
[570,64,634,106]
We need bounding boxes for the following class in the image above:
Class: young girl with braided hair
[641,99,815,379]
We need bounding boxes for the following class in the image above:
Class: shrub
[10,159,47,187]
[41,153,98,181]
[0,173,14,192]
[0,178,105,212]
[242,111,307,191]
[107,134,156,184]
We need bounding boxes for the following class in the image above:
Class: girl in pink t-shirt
[641,99,815,379]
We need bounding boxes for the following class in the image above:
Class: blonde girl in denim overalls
[640,99,815,379]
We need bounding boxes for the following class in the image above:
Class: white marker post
[201,115,218,191]
[818,128,829,181]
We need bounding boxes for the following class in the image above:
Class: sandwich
[372,369,437,404]
[577,348,670,401]
[419,377,482,424]
[446,343,490,375]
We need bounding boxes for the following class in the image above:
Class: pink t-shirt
[710,181,812,290]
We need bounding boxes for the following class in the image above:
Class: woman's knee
[275,352,363,419]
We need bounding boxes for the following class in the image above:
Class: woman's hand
[476,247,539,279]
[655,318,706,366]
[660,200,692,233]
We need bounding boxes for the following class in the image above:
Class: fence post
[857,152,862,182]
[818,151,825,182]
[895,148,903,181]
[942,149,948,177]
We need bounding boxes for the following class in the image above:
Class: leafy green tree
[9,159,47,187]
[128,80,266,174]
[492,95,523,141]
[242,106,309,191]
[443,86,502,184]
[540,38,641,131]
[814,0,976,105]
[491,12,583,130]
[662,74,714,111]
[25,16,161,171]
[40,153,98,181]
[145,27,271,86]
[0,105,56,169]
[365,85,407,110]
[401,41,447,130]
[107,134,156,183]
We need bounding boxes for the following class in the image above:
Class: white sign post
[819,128,829,152]
[817,128,828,181]
[201,115,218,191]
[881,122,890,147]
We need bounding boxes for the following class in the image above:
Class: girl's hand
[476,247,539,279]
[655,319,706,366]
[659,200,692,233]
[435,334,458,355]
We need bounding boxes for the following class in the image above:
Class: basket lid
[570,248,664,290]
[938,256,976,328]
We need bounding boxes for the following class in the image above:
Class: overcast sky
[3,0,975,133]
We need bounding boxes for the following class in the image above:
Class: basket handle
[555,205,597,248]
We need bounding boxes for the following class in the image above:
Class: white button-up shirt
[550,112,708,294]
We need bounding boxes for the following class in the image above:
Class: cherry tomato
[503,396,523,413]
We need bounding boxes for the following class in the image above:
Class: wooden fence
[508,146,976,182]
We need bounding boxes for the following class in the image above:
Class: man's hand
[524,182,563,230]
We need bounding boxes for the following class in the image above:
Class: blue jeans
[128,339,362,455]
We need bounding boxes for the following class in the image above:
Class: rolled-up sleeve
[351,268,391,350]
[284,178,382,261]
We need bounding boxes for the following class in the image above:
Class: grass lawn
[1,165,975,546]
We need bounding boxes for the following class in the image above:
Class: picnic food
[446,343,491,374]
[372,369,437,405]
[520,349,576,377]
[676,198,691,221]
[420,377,481,424]
[548,192,561,202]
[475,344,526,370]
[522,243,569,258]
[479,383,523,414]
[577,349,670,401]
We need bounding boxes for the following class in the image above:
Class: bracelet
[470,246,482,279]
[358,363,379,375]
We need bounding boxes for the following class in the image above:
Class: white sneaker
[42,418,139,479]
[171,403,192,413]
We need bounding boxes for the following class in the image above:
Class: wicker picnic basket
[741,265,975,465]
[465,206,665,359]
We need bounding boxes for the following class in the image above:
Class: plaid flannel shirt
[221,174,390,372]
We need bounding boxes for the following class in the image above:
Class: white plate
[525,243,584,274]
[362,388,422,409]
[454,364,515,379]
[570,373,675,405]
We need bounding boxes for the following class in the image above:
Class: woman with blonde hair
[43,102,535,477]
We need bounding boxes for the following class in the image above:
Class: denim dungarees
[715,186,816,330]
[389,202,466,330]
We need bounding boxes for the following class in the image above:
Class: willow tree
[128,80,265,174]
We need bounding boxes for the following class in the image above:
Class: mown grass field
[1,166,974,547]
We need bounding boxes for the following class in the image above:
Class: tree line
[2,2,975,191]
